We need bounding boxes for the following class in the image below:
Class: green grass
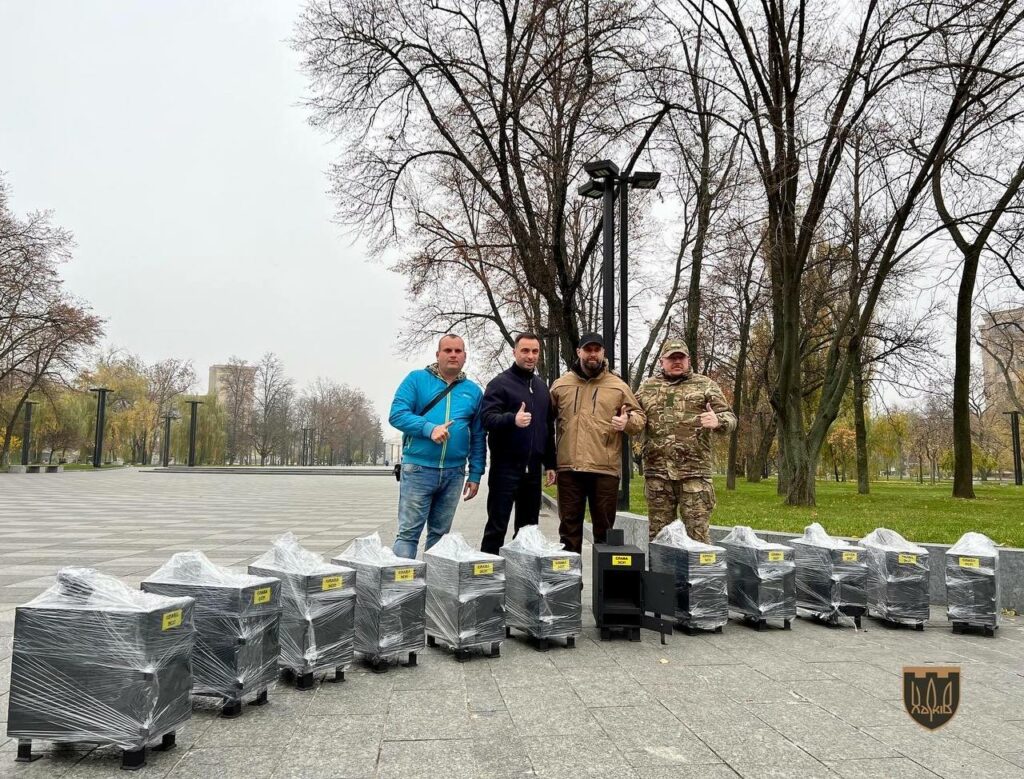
[547,477,1024,548]
[60,463,128,471]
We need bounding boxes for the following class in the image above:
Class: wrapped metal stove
[946,531,999,635]
[6,568,194,769]
[141,551,282,716]
[332,533,425,671]
[719,526,796,629]
[788,522,868,627]
[249,532,356,688]
[500,525,582,649]
[649,520,728,632]
[424,533,505,660]
[860,528,929,628]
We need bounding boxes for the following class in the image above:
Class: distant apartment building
[208,363,257,406]
[979,306,1024,410]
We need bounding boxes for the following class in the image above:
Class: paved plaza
[0,468,1022,778]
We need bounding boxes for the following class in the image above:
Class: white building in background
[208,364,257,406]
[979,307,1024,410]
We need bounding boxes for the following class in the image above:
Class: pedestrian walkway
[0,468,1022,777]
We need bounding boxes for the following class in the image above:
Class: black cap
[579,332,604,348]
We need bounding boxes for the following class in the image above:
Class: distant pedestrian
[636,340,736,543]
[549,333,645,553]
[388,334,486,558]
[478,333,557,554]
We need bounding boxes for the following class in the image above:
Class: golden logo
[902,666,960,730]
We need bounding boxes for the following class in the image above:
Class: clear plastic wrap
[500,525,582,639]
[7,568,194,751]
[788,522,868,624]
[424,533,505,651]
[141,551,282,703]
[332,533,425,661]
[946,531,1000,629]
[719,526,796,622]
[249,532,356,677]
[860,528,930,625]
[649,520,728,631]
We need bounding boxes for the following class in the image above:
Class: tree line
[295,0,1024,504]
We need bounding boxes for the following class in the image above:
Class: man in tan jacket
[550,333,645,553]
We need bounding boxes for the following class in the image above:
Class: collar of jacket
[658,368,692,384]
[509,363,536,381]
[426,362,466,383]
[571,358,609,381]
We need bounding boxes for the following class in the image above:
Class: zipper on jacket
[438,391,452,469]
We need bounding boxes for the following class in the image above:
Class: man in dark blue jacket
[478,333,557,554]
[389,334,486,558]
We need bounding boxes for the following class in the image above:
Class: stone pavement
[0,468,1022,778]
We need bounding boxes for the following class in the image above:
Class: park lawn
[546,477,1024,548]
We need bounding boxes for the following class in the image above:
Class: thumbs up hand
[514,401,532,428]
[611,404,630,432]
[699,401,720,430]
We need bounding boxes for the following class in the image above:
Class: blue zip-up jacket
[389,364,486,483]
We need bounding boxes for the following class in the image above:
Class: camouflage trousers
[645,476,717,543]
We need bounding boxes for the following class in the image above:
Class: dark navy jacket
[480,364,556,473]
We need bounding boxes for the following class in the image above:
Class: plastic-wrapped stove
[332,533,425,672]
[946,531,999,636]
[861,528,929,629]
[249,532,356,688]
[719,526,796,630]
[7,568,194,770]
[789,522,867,627]
[649,520,728,633]
[424,533,505,661]
[141,551,282,716]
[500,526,582,651]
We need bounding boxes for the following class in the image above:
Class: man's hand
[699,401,720,430]
[515,401,532,428]
[431,420,454,443]
[611,405,630,432]
[545,469,558,487]
[463,481,479,501]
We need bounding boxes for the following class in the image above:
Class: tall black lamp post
[20,400,40,466]
[185,400,203,467]
[1005,410,1022,486]
[160,411,179,467]
[89,388,112,468]
[578,161,661,510]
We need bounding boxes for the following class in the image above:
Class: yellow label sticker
[473,562,494,576]
[394,568,415,582]
[611,555,632,566]
[898,554,917,565]
[767,551,784,562]
[322,575,343,591]
[699,553,717,564]
[552,558,570,571]
[959,557,980,569]
[161,609,183,631]
[842,552,859,562]
[253,587,272,605]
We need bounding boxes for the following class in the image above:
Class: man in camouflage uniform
[636,340,736,542]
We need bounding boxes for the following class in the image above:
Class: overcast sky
[0,0,428,434]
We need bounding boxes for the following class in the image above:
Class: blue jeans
[393,464,465,559]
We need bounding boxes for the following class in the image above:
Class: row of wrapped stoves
[650,522,1001,636]
[5,529,583,770]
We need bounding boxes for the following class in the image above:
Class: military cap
[659,340,689,357]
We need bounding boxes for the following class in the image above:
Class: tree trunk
[852,341,870,494]
[952,249,979,498]
[726,307,751,491]
[748,415,776,483]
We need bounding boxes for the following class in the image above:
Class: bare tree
[250,352,292,466]
[220,357,255,465]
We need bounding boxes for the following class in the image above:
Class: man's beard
[583,359,603,376]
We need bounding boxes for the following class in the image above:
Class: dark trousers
[556,470,620,554]
[480,463,542,555]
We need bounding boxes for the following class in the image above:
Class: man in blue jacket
[478,333,557,554]
[389,334,486,558]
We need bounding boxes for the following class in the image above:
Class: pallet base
[366,651,418,674]
[951,621,997,637]
[15,731,176,771]
[505,625,577,652]
[741,616,792,631]
[426,634,501,661]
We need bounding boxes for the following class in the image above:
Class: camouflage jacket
[635,370,737,479]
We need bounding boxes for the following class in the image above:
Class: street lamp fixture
[578,159,661,510]
[89,388,112,468]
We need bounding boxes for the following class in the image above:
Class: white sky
[0,0,425,432]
